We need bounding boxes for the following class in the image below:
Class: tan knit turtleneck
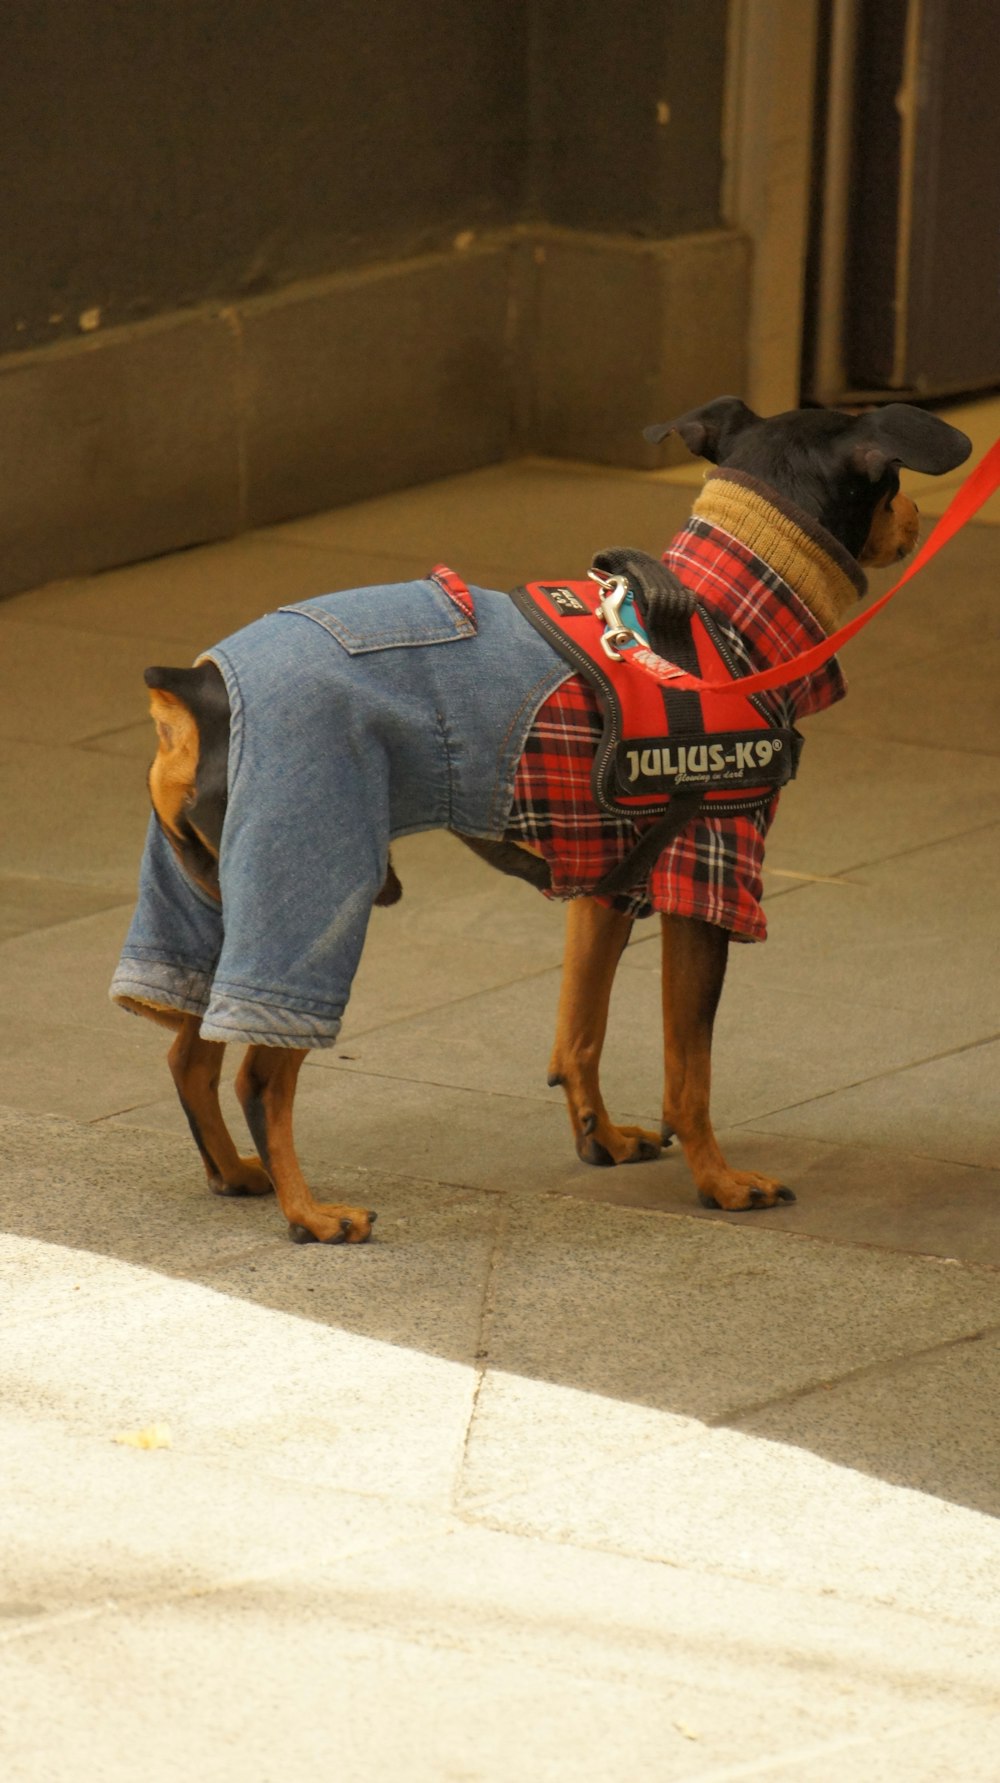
[692,470,867,636]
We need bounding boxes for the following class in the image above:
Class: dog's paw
[209,1155,273,1197]
[287,1204,378,1245]
[696,1170,795,1211]
[576,1117,662,1167]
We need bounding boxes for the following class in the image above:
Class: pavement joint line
[452,1508,1000,1641]
[0,1521,462,1653]
[13,1427,999,1673]
[84,1127,514,1206]
[687,1707,989,1783]
[454,1423,685,1522]
[267,533,435,566]
[732,1028,1000,1127]
[541,1189,1000,1270]
[301,1056,651,1120]
[0,869,132,895]
[0,1270,179,1330]
[832,812,1000,879]
[325,958,567,1044]
[453,1195,512,1509]
[20,1533,976,1703]
[833,728,1000,763]
[710,1324,1000,1433]
[730,1117,1000,1182]
[88,1099,179,1125]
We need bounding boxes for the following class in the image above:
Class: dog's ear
[847,405,972,481]
[644,396,759,462]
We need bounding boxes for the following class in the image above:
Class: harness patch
[541,586,590,616]
[620,733,786,791]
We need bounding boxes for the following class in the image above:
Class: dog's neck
[692,468,867,635]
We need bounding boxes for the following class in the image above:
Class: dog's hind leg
[549,897,662,1165]
[235,1046,376,1244]
[168,1015,273,1197]
[660,914,794,1210]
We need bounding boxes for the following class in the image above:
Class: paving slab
[272,458,694,569]
[755,1035,1000,1170]
[3,1240,991,1783]
[563,1128,1000,1268]
[463,1422,1000,1631]
[0,1111,282,1277]
[736,1329,1000,1519]
[0,533,441,641]
[0,874,126,943]
[2,1407,450,1614]
[0,1242,480,1508]
[473,1194,1000,1425]
[0,741,149,890]
[0,1017,178,1123]
[5,1567,995,1783]
[0,617,205,745]
[831,635,1000,757]
[708,822,1000,1028]
[760,729,1000,877]
[113,1065,597,1200]
[304,945,990,1132]
[0,1110,499,1350]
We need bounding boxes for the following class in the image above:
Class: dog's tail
[142,663,232,899]
[144,664,403,909]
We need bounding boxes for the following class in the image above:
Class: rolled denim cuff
[200,990,344,1049]
[110,957,214,1021]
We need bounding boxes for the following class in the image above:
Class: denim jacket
[111,578,569,1048]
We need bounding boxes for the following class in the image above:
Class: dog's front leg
[235,1046,376,1245]
[168,1015,273,1197]
[549,897,661,1165]
[661,914,794,1210]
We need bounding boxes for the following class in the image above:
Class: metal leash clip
[588,570,636,660]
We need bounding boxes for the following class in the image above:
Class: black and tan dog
[121,398,970,1241]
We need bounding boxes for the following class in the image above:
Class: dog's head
[644,399,972,566]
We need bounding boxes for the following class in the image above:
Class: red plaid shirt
[503,519,847,942]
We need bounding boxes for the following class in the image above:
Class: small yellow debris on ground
[113,1423,172,1450]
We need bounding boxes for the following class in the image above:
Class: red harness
[509,577,802,821]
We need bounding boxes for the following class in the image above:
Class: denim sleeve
[110,813,224,1021]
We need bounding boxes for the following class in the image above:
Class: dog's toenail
[581,1112,597,1136]
[580,1138,615,1167]
[367,1210,378,1224]
[289,1223,317,1244]
[630,1140,660,1163]
[777,1186,796,1203]
[547,1072,564,1088]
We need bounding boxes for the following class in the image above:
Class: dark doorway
[804,0,1000,403]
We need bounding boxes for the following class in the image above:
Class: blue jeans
[111,578,568,1047]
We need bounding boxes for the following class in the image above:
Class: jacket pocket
[279,577,476,655]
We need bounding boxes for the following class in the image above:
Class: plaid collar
[665,489,858,723]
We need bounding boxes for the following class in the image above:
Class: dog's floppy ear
[644,396,759,462]
[847,404,972,481]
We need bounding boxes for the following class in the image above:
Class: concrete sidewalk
[1,436,999,1779]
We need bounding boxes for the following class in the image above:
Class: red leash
[634,435,1000,697]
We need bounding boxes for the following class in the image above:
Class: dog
[111,397,970,1241]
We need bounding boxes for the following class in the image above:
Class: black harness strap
[590,791,704,899]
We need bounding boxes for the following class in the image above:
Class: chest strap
[509,578,803,823]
